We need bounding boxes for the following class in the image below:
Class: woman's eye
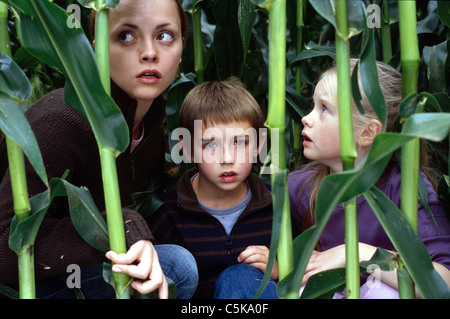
[119,32,134,43]
[157,32,174,43]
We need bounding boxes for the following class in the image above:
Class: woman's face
[109,0,183,106]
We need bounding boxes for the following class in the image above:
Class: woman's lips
[136,69,161,84]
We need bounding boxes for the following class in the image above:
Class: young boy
[147,78,278,299]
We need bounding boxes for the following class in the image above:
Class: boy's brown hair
[178,77,265,136]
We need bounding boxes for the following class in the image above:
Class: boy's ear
[178,138,194,163]
[358,119,382,148]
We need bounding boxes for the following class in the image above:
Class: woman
[0,0,198,299]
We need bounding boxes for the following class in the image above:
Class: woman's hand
[106,240,168,299]
[238,245,279,280]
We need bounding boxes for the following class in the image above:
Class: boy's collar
[176,167,272,212]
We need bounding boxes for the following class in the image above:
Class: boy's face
[301,77,342,173]
[108,0,183,106]
[193,120,260,193]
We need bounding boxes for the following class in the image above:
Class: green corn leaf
[364,186,450,298]
[285,85,311,123]
[360,247,398,272]
[238,0,256,65]
[64,181,110,252]
[359,24,387,130]
[437,1,450,27]
[423,40,448,94]
[9,176,67,253]
[254,169,286,299]
[9,174,110,254]
[213,0,243,79]
[0,93,48,187]
[12,0,129,154]
[0,53,31,102]
[300,268,346,299]
[77,0,119,10]
[309,0,364,38]
[277,113,450,297]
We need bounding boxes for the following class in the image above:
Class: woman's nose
[140,40,158,63]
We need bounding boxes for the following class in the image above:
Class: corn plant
[256,0,297,299]
[86,0,131,299]
[1,3,35,298]
[2,0,449,300]
[2,0,130,299]
[397,0,421,299]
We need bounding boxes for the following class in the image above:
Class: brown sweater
[0,82,165,283]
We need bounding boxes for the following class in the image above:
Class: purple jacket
[288,165,450,270]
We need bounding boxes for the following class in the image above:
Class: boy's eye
[234,139,248,147]
[157,31,174,43]
[203,142,218,150]
[119,32,134,43]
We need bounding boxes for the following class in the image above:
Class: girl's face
[301,76,343,173]
[109,0,183,106]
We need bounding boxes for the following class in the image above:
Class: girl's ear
[358,119,382,148]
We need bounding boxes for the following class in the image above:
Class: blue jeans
[213,264,279,299]
[35,244,198,299]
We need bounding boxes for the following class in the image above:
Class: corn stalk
[262,0,295,299]
[398,0,420,299]
[335,0,359,299]
[94,0,130,299]
[380,0,392,63]
[293,0,304,167]
[0,2,35,299]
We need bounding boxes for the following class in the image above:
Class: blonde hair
[178,77,265,136]
[298,59,403,234]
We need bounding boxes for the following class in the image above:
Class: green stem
[344,198,359,299]
[380,0,392,63]
[6,137,35,299]
[0,2,10,146]
[398,0,420,299]
[192,0,204,84]
[0,2,11,56]
[95,0,129,298]
[18,246,35,299]
[335,0,359,299]
[95,0,110,95]
[99,148,130,298]
[397,260,415,299]
[398,0,420,233]
[293,0,304,167]
[1,5,35,298]
[265,0,294,298]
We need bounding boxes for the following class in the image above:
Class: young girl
[288,59,450,298]
[0,0,198,299]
